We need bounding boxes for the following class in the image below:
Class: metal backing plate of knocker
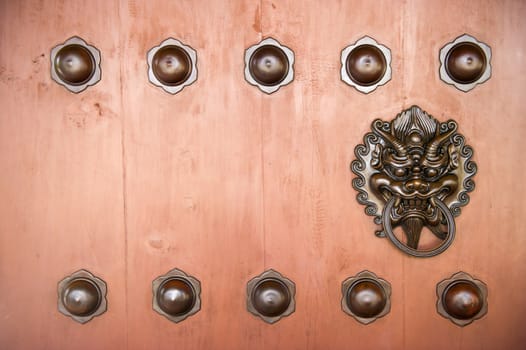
[351,105,476,257]
[50,36,101,93]
[147,38,198,94]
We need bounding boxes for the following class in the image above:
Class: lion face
[352,106,476,256]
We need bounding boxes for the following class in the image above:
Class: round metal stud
[54,45,95,85]
[50,36,101,93]
[347,280,387,318]
[152,268,201,323]
[157,278,195,316]
[147,38,197,94]
[244,38,294,94]
[439,34,491,92]
[62,279,101,316]
[341,36,392,94]
[436,271,488,326]
[152,46,192,86]
[443,282,484,319]
[247,269,295,324]
[446,43,486,84]
[341,270,391,324]
[249,45,289,86]
[346,45,387,86]
[57,269,107,324]
[252,279,291,317]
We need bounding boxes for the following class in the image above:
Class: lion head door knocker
[351,106,476,257]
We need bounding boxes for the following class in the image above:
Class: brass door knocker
[351,106,476,257]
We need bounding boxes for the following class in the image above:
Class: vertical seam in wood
[260,0,266,270]
[259,0,263,40]
[401,1,408,348]
[118,0,129,347]
[259,5,268,350]
[401,0,407,111]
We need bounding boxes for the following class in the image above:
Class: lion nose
[405,179,430,193]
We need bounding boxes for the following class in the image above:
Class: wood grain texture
[395,1,526,349]
[120,1,265,349]
[0,0,126,349]
[257,1,406,349]
[0,0,525,349]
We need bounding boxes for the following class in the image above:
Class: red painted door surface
[1,0,525,349]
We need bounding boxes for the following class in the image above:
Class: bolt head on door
[152,268,201,323]
[341,271,391,324]
[57,269,107,324]
[439,34,491,92]
[436,271,488,326]
[244,38,294,94]
[340,36,392,93]
[246,269,295,323]
[147,38,198,94]
[50,36,101,93]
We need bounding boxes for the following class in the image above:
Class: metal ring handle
[382,196,456,257]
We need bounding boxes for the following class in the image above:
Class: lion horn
[372,119,407,157]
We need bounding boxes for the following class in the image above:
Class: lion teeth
[394,196,401,208]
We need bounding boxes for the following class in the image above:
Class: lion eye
[425,168,438,178]
[393,168,407,177]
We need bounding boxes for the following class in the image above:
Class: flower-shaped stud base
[57,269,107,324]
[341,270,391,324]
[50,36,101,93]
[341,36,392,94]
[246,269,295,324]
[152,268,201,323]
[244,38,294,94]
[436,271,488,326]
[439,34,491,92]
[147,38,198,94]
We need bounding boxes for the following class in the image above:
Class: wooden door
[1,0,525,349]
